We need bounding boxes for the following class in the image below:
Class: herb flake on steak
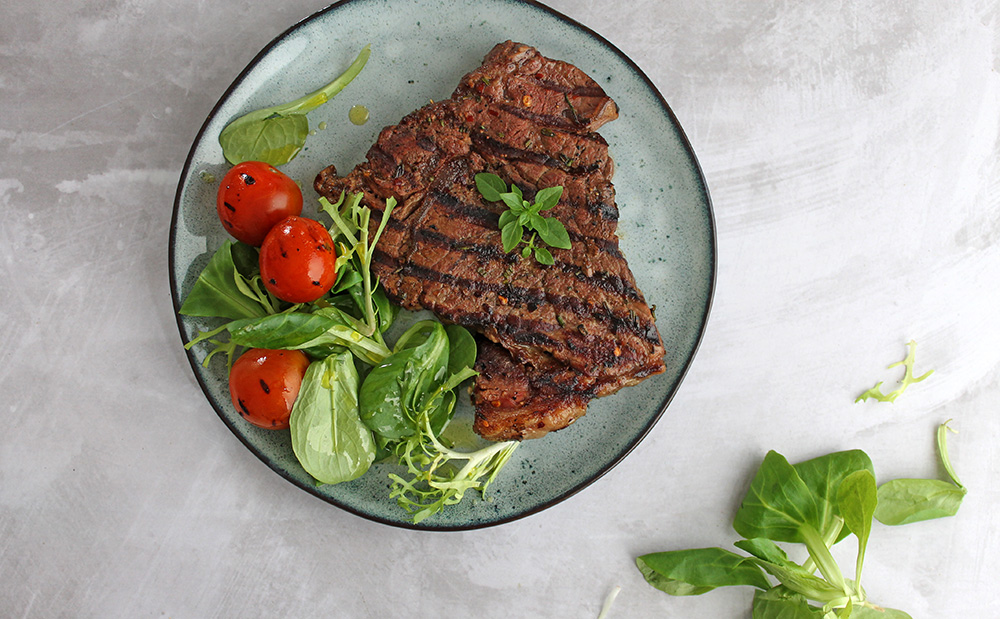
[315,41,665,441]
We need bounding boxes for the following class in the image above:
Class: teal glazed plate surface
[169,0,716,530]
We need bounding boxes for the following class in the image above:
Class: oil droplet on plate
[349,105,369,125]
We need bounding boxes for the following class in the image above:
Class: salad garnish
[636,421,965,618]
[219,45,370,166]
[855,340,933,403]
[182,176,516,521]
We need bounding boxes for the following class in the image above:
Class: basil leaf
[636,548,771,596]
[501,221,523,253]
[500,191,525,213]
[474,172,507,202]
[538,217,571,249]
[734,451,821,544]
[527,212,547,232]
[290,351,375,484]
[498,209,517,230]
[794,450,874,542]
[752,588,827,618]
[874,479,966,525]
[533,185,563,211]
[533,246,554,265]
[179,241,270,320]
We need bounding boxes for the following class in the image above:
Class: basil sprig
[474,172,570,265]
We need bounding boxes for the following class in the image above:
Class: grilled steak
[314,41,665,440]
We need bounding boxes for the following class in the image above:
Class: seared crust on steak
[315,41,665,440]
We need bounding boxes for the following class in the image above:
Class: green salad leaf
[637,423,965,618]
[636,548,771,596]
[733,451,822,544]
[219,45,370,166]
[179,240,277,320]
[290,351,375,485]
[837,470,877,587]
[179,175,520,521]
[357,320,518,523]
[359,321,452,439]
[874,420,966,525]
[751,587,828,618]
[793,450,875,543]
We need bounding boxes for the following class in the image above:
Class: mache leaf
[874,479,965,525]
[851,606,912,618]
[837,470,877,585]
[219,45,370,166]
[874,420,966,525]
[752,587,828,618]
[290,351,375,485]
[793,450,874,542]
[636,548,772,596]
[734,451,822,543]
[179,240,271,320]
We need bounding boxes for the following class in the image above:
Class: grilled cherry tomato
[229,348,310,430]
[259,216,338,303]
[217,161,303,246]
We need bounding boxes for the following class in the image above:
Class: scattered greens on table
[474,172,570,265]
[180,190,518,522]
[218,45,370,166]
[855,340,933,403]
[636,421,965,618]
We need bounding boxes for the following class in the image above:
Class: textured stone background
[2,0,998,616]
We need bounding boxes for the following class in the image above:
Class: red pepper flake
[498,295,508,305]
[522,95,532,107]
[535,72,544,80]
[613,346,622,357]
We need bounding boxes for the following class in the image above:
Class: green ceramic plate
[169,0,715,530]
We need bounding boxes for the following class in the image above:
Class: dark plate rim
[168,0,717,531]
